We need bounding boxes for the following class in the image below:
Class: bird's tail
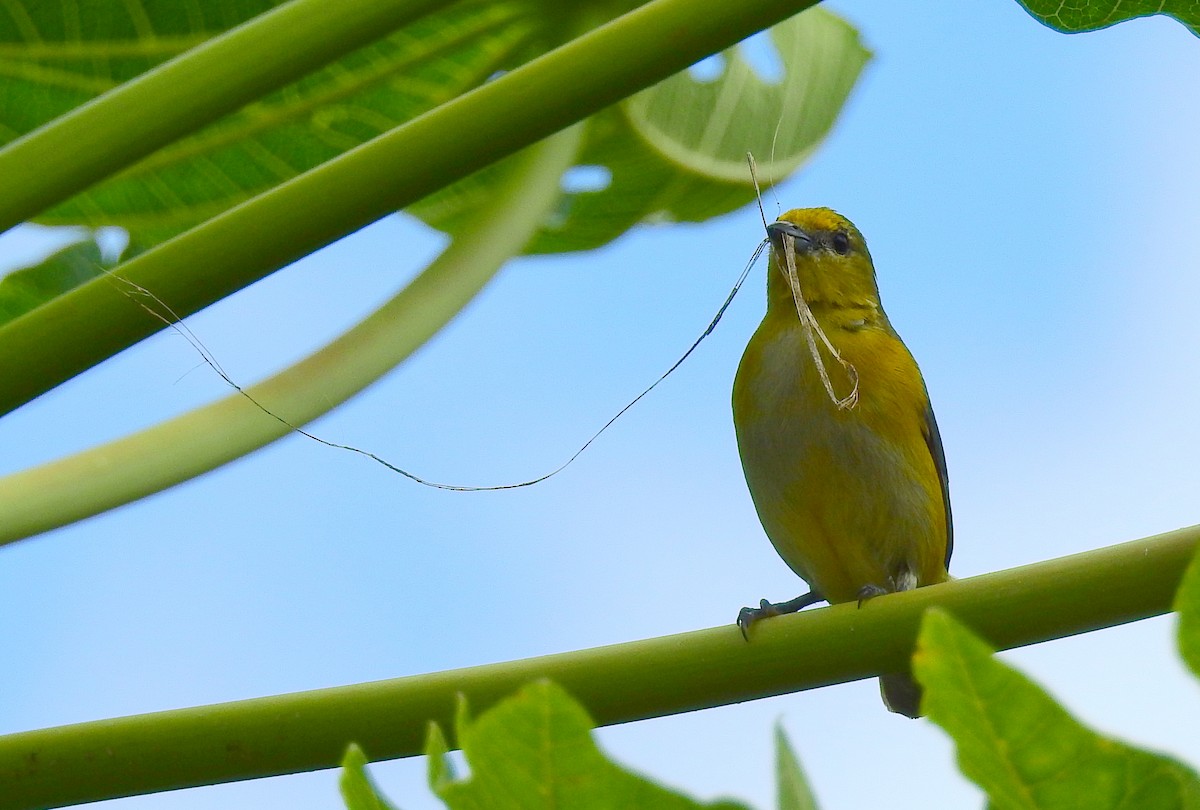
[879,672,923,719]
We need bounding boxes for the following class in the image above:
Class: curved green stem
[1,525,1195,810]
[0,125,582,547]
[0,0,820,417]
[0,0,452,234]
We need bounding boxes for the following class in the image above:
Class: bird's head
[765,208,880,315]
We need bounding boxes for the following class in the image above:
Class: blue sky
[2,1,1199,808]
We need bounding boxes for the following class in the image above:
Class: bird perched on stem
[732,207,952,719]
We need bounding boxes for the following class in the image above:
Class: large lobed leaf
[338,682,826,810]
[428,681,750,810]
[1015,0,1200,36]
[0,0,548,245]
[0,237,106,328]
[0,1,867,319]
[410,7,870,254]
[340,680,752,810]
[0,0,867,246]
[0,231,145,328]
[914,609,1200,810]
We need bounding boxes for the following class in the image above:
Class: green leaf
[913,609,1200,810]
[411,7,871,254]
[0,236,107,328]
[0,0,549,246]
[1175,546,1200,679]
[775,725,820,810]
[0,0,831,418]
[0,230,149,328]
[339,744,401,810]
[1014,0,1200,36]
[428,679,752,810]
[424,720,456,792]
[1,1,864,329]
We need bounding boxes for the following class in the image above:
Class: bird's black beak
[766,220,812,254]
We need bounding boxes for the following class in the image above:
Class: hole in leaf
[687,53,726,83]
[95,227,130,264]
[739,32,784,84]
[560,164,612,194]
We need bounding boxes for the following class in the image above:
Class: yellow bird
[732,207,951,719]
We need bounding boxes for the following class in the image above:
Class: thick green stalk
[0,0,452,234]
[0,125,582,547]
[1,525,1194,810]
[0,0,821,417]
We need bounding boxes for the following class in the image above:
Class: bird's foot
[737,591,824,640]
[737,599,778,640]
[855,583,889,607]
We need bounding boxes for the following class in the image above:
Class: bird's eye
[831,231,851,255]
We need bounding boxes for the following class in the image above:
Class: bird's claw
[737,599,779,640]
[856,583,888,607]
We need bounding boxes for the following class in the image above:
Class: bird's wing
[921,402,953,569]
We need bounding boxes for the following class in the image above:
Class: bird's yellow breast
[733,309,948,603]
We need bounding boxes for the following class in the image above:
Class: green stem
[0,125,582,548]
[0,0,453,234]
[0,0,821,417]
[1,525,1195,809]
